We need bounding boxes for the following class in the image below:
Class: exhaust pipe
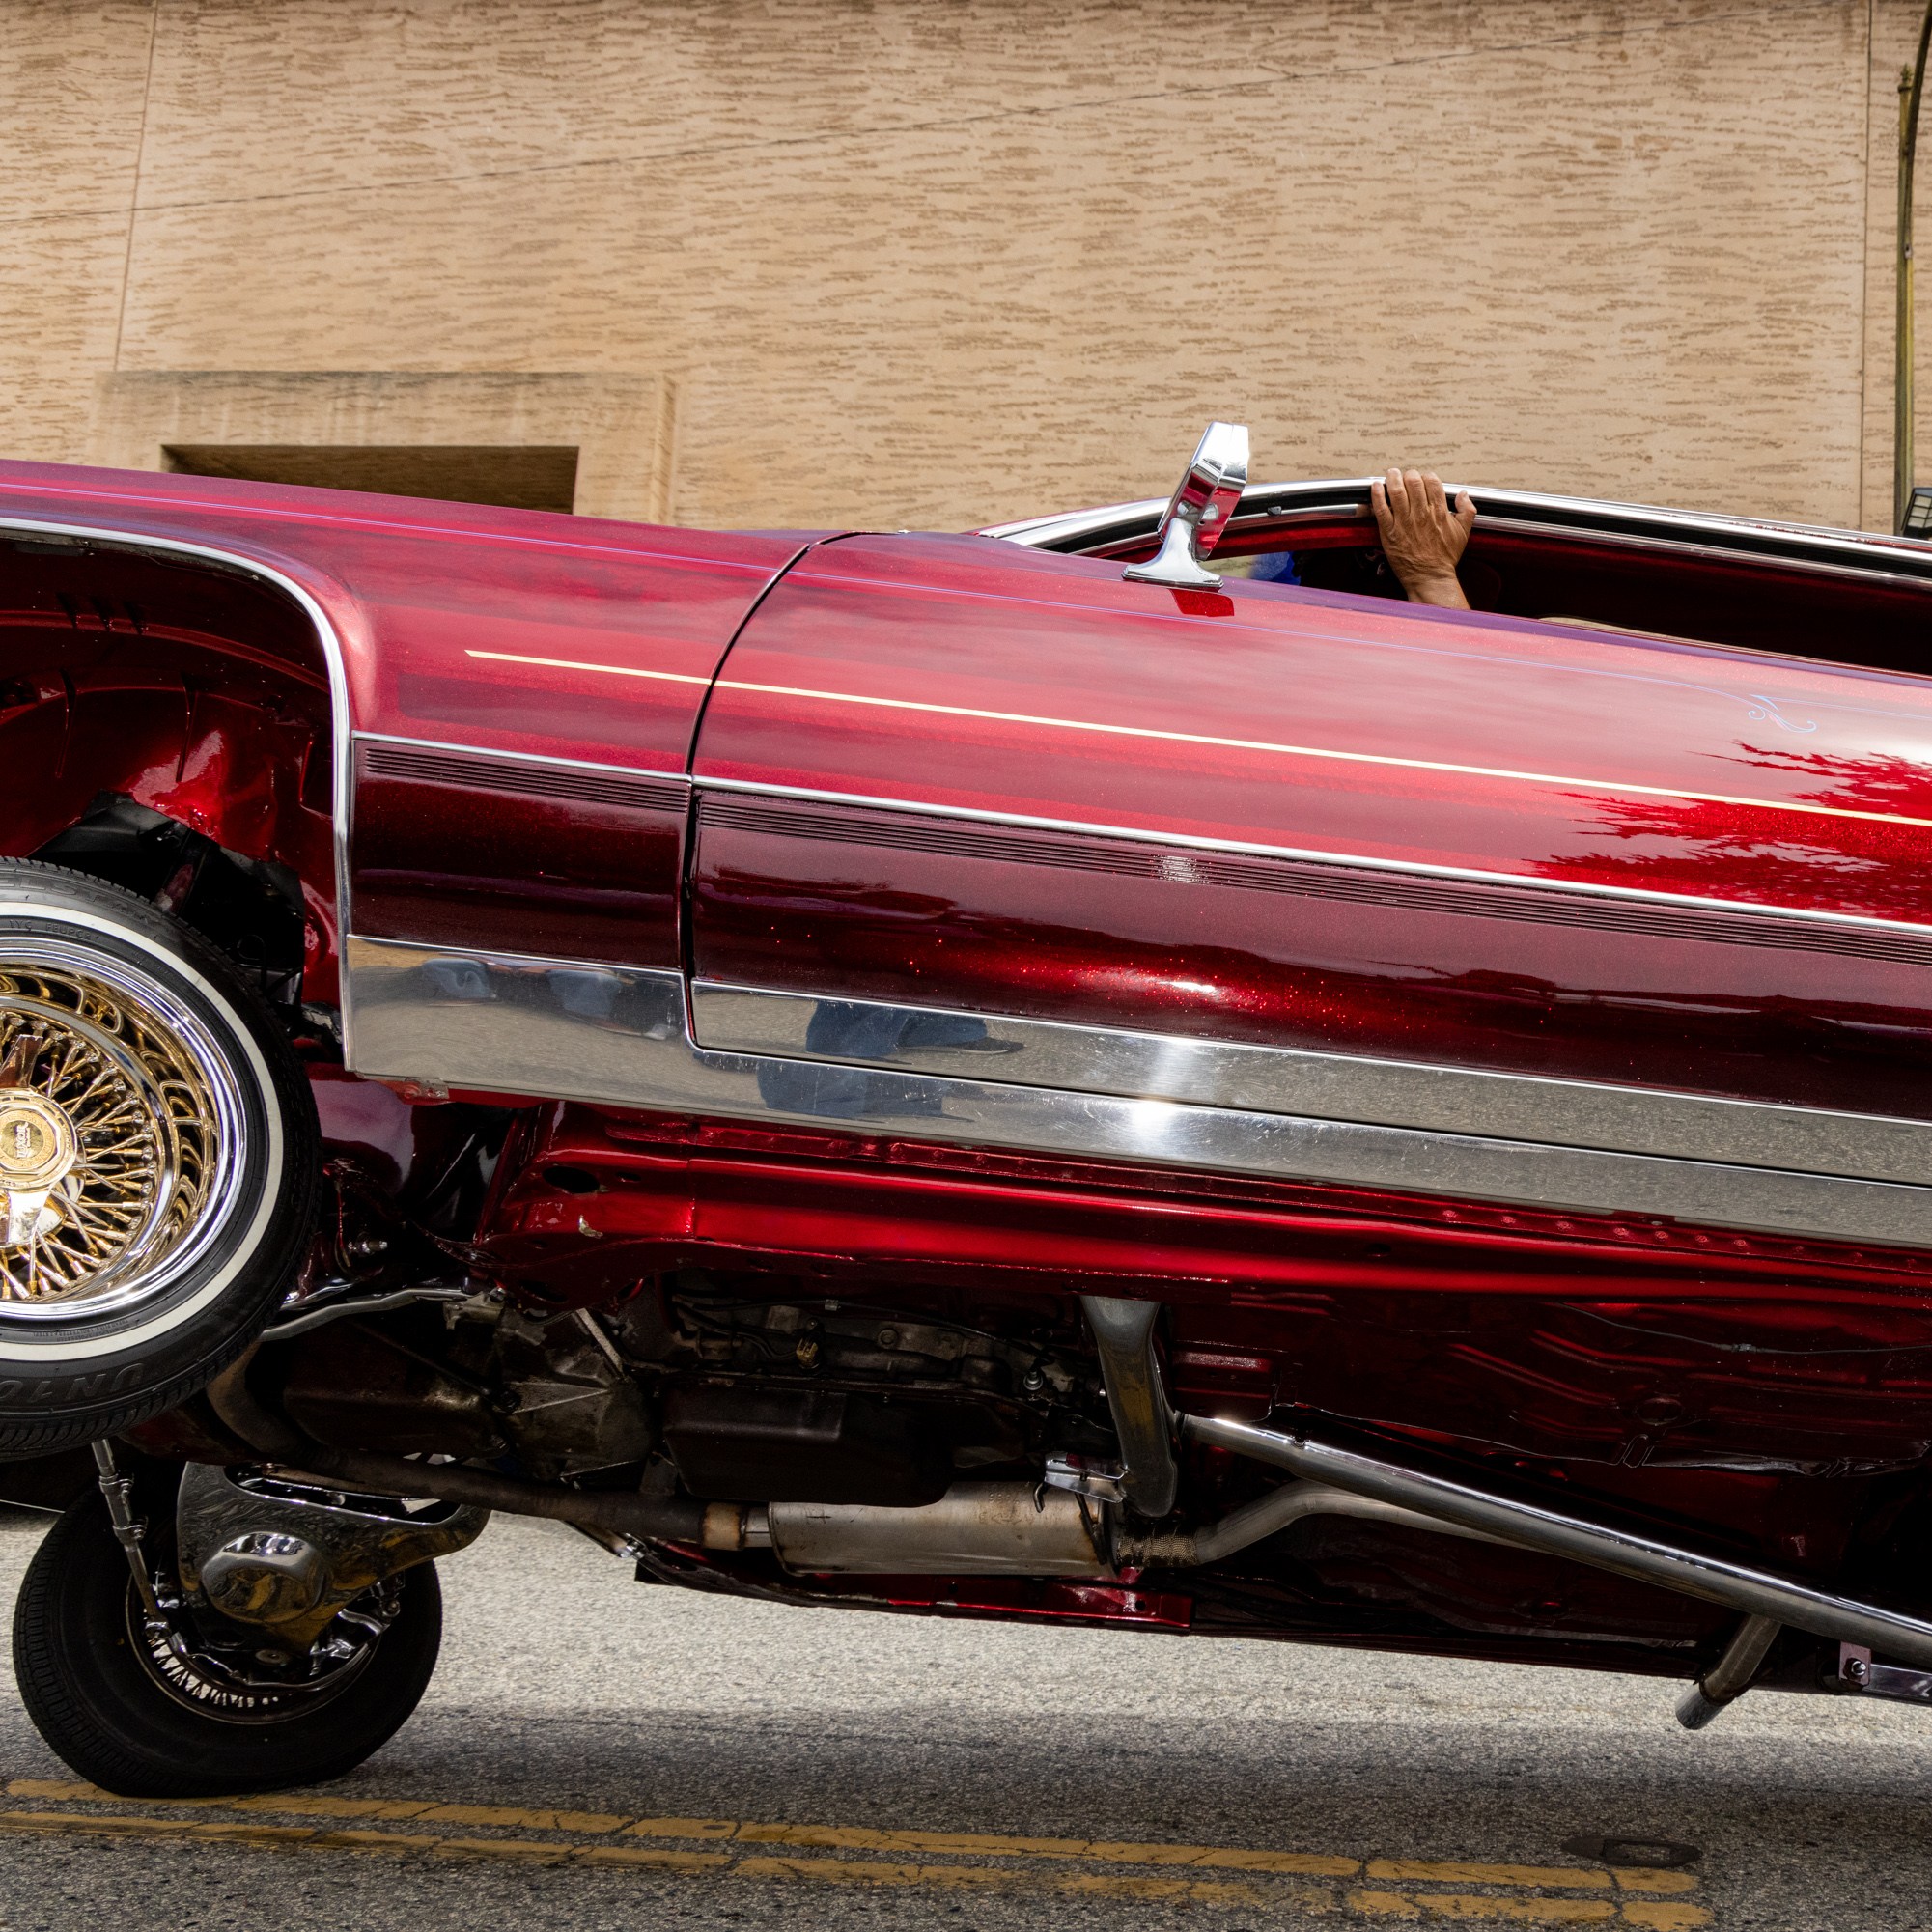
[761,1476,1504,1579]
[1676,1614,1781,1729]
[1081,1296,1179,1518]
[1189,1414,1932,1671]
[1122,1478,1506,1567]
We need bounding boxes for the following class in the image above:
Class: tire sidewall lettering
[0,1362,146,1405]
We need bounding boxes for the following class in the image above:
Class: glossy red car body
[8,455,1932,1683]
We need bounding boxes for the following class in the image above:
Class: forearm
[1396,570,1469,610]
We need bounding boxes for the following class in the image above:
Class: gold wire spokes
[0,962,223,1309]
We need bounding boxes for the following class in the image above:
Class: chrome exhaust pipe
[1122,1479,1506,1568]
[1188,1414,1932,1670]
[1676,1614,1781,1729]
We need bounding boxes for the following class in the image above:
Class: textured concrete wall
[93,371,674,519]
[0,1,1918,532]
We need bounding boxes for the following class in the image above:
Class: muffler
[760,1483,1112,1577]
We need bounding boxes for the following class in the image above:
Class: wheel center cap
[0,1091,76,1190]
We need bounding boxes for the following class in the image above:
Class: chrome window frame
[982,479,1932,591]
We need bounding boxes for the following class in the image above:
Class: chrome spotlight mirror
[1122,421,1249,590]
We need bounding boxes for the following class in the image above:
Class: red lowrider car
[5,426,1932,1795]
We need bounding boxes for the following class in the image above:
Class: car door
[687,528,1932,1211]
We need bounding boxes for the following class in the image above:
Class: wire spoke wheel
[0,952,240,1315]
[0,861,319,1456]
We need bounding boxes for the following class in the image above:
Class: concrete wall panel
[0,2,1909,534]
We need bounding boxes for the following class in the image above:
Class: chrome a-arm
[344,937,1932,1249]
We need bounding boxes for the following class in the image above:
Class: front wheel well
[32,797,310,1017]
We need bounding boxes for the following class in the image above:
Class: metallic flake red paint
[697,533,1932,918]
[693,532,1932,1117]
[0,460,812,977]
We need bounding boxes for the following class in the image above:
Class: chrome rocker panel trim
[345,938,1932,1250]
[689,981,1932,1190]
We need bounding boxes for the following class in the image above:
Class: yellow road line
[1371,1861,1625,1890]
[0,1778,1710,1924]
[6,1779,1364,1880]
[574,1843,735,1873]
[0,1807,1287,1906]
[735,1853,1291,1908]
[1353,1893,1618,1922]
[1619,1907,1718,1932]
[1614,1871,1702,1896]
[0,1807,1713,1924]
[0,1809,322,1847]
[719,1816,1359,1876]
[417,1802,630,1833]
[627,1814,738,1839]
[311,1829,440,1856]
[1353,1898,1712,1928]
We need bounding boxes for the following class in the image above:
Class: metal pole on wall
[1897,5,1932,533]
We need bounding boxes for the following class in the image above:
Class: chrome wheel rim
[0,940,247,1320]
[125,1577,388,1726]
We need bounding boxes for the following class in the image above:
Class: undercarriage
[55,1116,1929,1793]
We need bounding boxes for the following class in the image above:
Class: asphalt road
[0,1506,1926,1931]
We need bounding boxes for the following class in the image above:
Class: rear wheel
[0,861,320,1455]
[12,1481,442,1796]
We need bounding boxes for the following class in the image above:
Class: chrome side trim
[352,730,696,785]
[345,937,1932,1249]
[0,515,358,1059]
[689,982,1932,1188]
[694,777,1932,941]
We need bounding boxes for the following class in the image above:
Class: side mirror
[1122,421,1249,589]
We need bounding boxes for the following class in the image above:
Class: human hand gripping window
[1369,466,1476,608]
